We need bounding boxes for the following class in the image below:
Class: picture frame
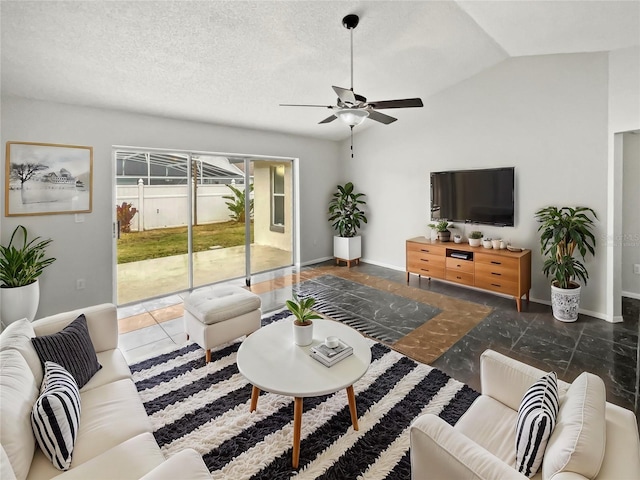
[5,141,93,216]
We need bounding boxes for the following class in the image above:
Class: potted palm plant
[328,182,367,266]
[0,225,56,324]
[535,206,597,322]
[428,220,454,242]
[286,294,322,346]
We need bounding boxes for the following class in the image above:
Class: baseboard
[299,256,333,267]
[622,290,640,300]
[359,257,405,272]
[530,296,622,323]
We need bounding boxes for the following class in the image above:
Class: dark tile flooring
[310,262,639,416]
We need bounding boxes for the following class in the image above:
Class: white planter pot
[1,280,40,325]
[333,236,361,261]
[551,283,581,322]
[468,238,481,247]
[293,321,314,346]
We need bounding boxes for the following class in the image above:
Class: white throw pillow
[542,372,606,480]
[515,371,559,477]
[31,362,81,471]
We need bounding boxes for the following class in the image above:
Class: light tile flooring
[117,261,639,419]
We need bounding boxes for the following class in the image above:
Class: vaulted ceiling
[2,1,638,141]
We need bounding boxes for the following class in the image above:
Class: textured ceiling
[1,1,639,141]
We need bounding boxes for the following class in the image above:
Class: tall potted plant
[328,182,367,266]
[0,225,56,324]
[286,294,322,346]
[535,206,597,322]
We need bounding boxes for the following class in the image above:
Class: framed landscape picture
[5,142,93,216]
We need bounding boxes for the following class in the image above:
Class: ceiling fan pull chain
[350,126,354,158]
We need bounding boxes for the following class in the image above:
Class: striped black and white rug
[130,309,479,479]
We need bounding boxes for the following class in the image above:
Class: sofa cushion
[80,349,132,392]
[515,372,559,477]
[542,372,606,480]
[0,318,43,385]
[455,395,519,466]
[0,349,40,480]
[1,444,17,480]
[31,362,81,471]
[31,314,101,389]
[28,433,165,480]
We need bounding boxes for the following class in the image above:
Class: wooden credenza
[406,237,531,311]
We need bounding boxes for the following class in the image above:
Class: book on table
[310,339,353,367]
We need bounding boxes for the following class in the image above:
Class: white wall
[622,132,640,297]
[342,53,611,317]
[0,96,340,317]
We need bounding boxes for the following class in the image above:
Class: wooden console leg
[346,385,359,431]
[205,349,211,363]
[526,291,530,304]
[516,297,522,312]
[250,386,260,412]
[292,397,303,468]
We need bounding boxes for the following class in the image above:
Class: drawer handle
[420,249,430,253]
[456,264,462,268]
[456,276,462,280]
[491,261,502,265]
[491,272,502,276]
[491,283,501,287]
[420,268,430,272]
[421,258,430,262]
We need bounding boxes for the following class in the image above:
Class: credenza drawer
[409,265,445,279]
[445,270,474,286]
[475,276,518,295]
[406,241,446,256]
[475,262,519,283]
[474,252,519,270]
[446,257,474,274]
[408,251,446,268]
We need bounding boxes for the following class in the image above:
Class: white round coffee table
[237,318,371,468]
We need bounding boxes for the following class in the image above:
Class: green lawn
[117,221,253,264]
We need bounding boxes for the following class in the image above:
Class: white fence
[117,181,244,231]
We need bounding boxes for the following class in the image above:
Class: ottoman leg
[205,349,211,363]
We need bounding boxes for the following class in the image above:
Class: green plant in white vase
[286,294,322,346]
[428,220,454,242]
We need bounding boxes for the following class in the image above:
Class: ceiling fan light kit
[280,13,423,133]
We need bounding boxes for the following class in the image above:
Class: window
[270,165,285,233]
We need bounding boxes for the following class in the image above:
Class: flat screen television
[430,167,515,226]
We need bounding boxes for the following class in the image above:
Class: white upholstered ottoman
[184,286,262,363]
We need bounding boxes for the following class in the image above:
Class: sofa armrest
[480,350,570,410]
[140,450,211,480]
[409,414,526,480]
[32,303,118,353]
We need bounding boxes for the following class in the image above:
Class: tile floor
[118,261,640,417]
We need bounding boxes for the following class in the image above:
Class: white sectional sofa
[410,349,640,480]
[0,303,211,480]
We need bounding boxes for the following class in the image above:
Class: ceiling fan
[280,14,424,131]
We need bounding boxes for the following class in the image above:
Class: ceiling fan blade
[319,115,337,124]
[367,109,397,125]
[279,103,334,108]
[367,98,424,109]
[332,86,357,105]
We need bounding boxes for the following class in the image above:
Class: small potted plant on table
[428,220,454,242]
[286,295,322,346]
[535,206,597,322]
[468,231,483,247]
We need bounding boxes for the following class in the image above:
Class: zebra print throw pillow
[31,362,81,471]
[515,371,559,477]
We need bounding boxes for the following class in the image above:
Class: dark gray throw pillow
[31,314,102,389]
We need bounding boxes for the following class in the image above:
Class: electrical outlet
[76,279,86,290]
[634,264,640,275]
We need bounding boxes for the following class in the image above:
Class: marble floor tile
[150,304,184,323]
[118,324,171,351]
[118,312,156,334]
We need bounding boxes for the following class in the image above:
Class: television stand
[406,237,531,311]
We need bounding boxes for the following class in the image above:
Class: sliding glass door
[114,148,294,304]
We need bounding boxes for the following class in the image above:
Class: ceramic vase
[0,280,40,325]
[293,321,314,346]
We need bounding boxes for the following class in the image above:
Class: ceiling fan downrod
[342,14,359,93]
